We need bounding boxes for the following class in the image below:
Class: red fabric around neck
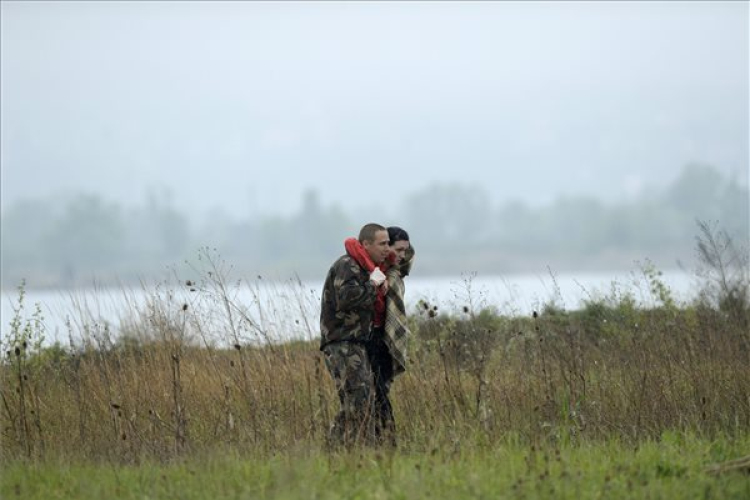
[344,238,395,272]
[344,238,393,327]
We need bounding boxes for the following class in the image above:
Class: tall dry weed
[2,239,749,462]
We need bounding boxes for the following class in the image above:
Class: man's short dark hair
[359,223,386,243]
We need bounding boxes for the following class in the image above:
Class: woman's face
[391,240,410,264]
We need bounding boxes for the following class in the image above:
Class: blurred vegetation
[1,163,747,288]
[3,435,750,499]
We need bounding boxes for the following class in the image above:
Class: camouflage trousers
[322,341,376,447]
[322,338,397,448]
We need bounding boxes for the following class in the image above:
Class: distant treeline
[2,163,748,289]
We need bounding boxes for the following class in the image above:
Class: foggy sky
[1,1,747,221]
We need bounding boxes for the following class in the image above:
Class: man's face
[391,240,410,264]
[363,229,391,265]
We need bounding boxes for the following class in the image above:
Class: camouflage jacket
[320,255,378,349]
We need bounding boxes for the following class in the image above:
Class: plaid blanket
[384,245,415,376]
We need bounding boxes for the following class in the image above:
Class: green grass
[3,435,749,500]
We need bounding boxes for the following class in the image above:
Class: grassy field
[3,435,750,500]
[2,235,749,499]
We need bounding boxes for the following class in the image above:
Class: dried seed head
[532,311,539,318]
[186,280,193,287]
[462,306,469,314]
[14,347,20,357]
[22,341,27,349]
[182,303,188,311]
[111,403,121,409]
[234,343,241,351]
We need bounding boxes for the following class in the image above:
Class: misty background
[1,1,748,290]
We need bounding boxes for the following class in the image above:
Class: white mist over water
[1,270,697,348]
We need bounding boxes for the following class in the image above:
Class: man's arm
[335,261,377,312]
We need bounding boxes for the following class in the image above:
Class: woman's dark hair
[387,226,410,246]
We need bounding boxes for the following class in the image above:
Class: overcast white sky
[1,1,747,220]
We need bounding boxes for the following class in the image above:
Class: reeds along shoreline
[1,242,749,463]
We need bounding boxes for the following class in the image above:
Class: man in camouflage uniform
[320,223,391,447]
